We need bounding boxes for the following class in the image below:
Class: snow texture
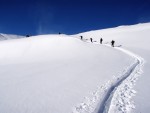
[72,41,144,113]
[103,47,145,113]
[0,34,132,113]
[74,22,150,113]
[0,23,150,113]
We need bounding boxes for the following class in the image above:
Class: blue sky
[0,0,150,36]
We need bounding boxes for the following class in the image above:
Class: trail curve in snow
[71,38,145,113]
[100,47,145,113]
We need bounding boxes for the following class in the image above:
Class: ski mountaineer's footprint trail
[101,47,145,113]
[72,39,145,113]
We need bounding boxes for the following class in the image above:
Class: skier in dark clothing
[59,32,61,35]
[111,40,115,47]
[100,38,103,44]
[80,36,83,40]
[26,35,30,37]
[90,38,93,43]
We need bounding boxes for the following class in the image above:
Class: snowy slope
[0,33,25,41]
[0,34,133,113]
[74,23,150,113]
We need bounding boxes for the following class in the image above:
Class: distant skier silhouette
[80,36,83,40]
[111,40,115,47]
[90,38,93,43]
[59,32,61,35]
[100,38,103,44]
[26,35,30,37]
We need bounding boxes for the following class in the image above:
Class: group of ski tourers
[80,36,115,47]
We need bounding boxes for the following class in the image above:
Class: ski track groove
[72,39,145,113]
[102,47,145,113]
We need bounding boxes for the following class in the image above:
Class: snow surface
[0,34,133,113]
[0,33,25,41]
[0,23,149,113]
[74,22,150,113]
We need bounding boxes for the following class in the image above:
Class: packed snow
[0,23,149,113]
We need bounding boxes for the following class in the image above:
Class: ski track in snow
[102,47,145,113]
[72,39,145,113]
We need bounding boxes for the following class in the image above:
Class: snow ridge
[0,33,25,41]
[72,40,145,113]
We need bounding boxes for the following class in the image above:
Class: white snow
[0,33,25,41]
[103,48,144,113]
[74,22,150,113]
[0,22,150,113]
[0,34,133,113]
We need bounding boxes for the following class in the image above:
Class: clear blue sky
[0,0,150,35]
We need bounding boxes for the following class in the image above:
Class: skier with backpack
[111,40,115,47]
[90,38,93,43]
[100,38,103,44]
